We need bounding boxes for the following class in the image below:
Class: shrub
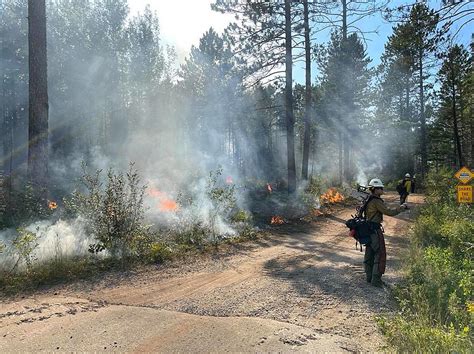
[65,163,148,260]
[146,242,173,263]
[206,167,236,244]
[0,177,52,230]
[231,209,252,223]
[381,168,473,351]
[301,175,324,208]
[11,227,39,273]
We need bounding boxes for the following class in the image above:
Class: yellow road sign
[457,185,473,204]
[454,166,473,184]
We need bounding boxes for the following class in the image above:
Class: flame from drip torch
[147,187,179,212]
[267,183,272,193]
[320,188,345,204]
[270,216,284,225]
[48,201,58,210]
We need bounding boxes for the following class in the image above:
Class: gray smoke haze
[1,0,407,270]
[0,217,94,271]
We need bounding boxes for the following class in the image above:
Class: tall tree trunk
[418,50,427,179]
[341,0,350,183]
[301,0,312,180]
[451,83,463,168]
[405,77,410,121]
[342,0,347,37]
[398,92,403,121]
[338,131,343,185]
[1,76,9,176]
[27,0,49,195]
[285,0,296,193]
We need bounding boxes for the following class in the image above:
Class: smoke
[0,217,94,271]
[1,0,406,270]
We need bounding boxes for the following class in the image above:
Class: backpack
[345,195,377,251]
[396,180,404,195]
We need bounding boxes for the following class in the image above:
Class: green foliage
[171,221,208,248]
[378,316,471,353]
[146,242,173,264]
[65,163,148,259]
[236,224,259,241]
[424,167,457,205]
[206,167,236,244]
[0,256,118,297]
[302,175,324,208]
[11,228,39,272]
[381,169,473,351]
[0,178,52,230]
[231,209,252,223]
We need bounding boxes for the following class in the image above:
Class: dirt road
[0,193,423,352]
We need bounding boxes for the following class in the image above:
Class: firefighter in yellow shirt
[399,173,412,204]
[364,178,408,287]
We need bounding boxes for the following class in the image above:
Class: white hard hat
[368,178,384,188]
[405,173,411,178]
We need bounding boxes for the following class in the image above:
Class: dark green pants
[363,229,386,285]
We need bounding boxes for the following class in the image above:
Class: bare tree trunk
[1,76,9,176]
[301,0,312,180]
[418,50,427,179]
[27,0,49,195]
[451,83,463,168]
[285,0,296,193]
[405,78,410,121]
[341,0,350,183]
[338,131,343,185]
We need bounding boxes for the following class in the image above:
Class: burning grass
[320,188,345,204]
[148,187,179,212]
[270,215,285,225]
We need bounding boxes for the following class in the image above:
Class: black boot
[371,275,383,287]
[366,272,372,283]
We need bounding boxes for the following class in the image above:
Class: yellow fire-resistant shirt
[404,179,412,193]
[366,197,402,224]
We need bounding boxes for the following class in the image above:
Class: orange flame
[267,183,272,193]
[48,201,58,210]
[159,199,178,212]
[147,186,179,212]
[320,188,345,204]
[270,216,284,225]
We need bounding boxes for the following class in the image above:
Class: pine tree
[27,0,49,197]
[317,31,372,183]
[436,44,471,169]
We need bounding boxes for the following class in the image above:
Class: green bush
[231,209,252,223]
[146,242,173,263]
[206,167,236,244]
[379,316,471,353]
[0,177,52,230]
[11,228,39,273]
[172,221,208,247]
[65,163,149,259]
[381,169,473,351]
